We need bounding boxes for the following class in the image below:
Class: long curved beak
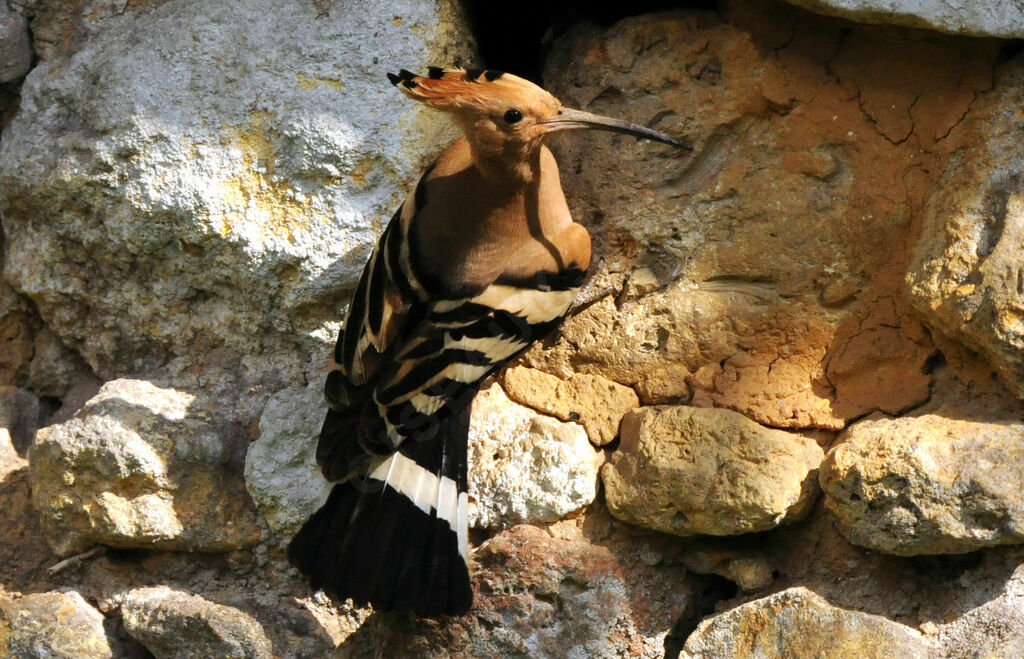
[540,107,692,150]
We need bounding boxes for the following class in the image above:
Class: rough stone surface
[29,379,262,556]
[603,405,823,537]
[468,383,602,530]
[26,328,98,401]
[0,4,32,83]
[0,0,476,379]
[500,365,639,445]
[0,282,36,387]
[0,386,42,454]
[245,382,331,535]
[907,57,1024,399]
[0,428,24,479]
[0,590,112,658]
[820,406,1024,555]
[346,522,699,658]
[680,587,931,658]
[781,0,1024,38]
[120,586,273,659]
[528,9,972,430]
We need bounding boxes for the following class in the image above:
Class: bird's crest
[386,68,560,116]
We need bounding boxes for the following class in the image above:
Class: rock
[820,408,1024,555]
[0,285,35,387]
[499,365,639,445]
[348,523,698,658]
[680,587,931,657]
[0,4,31,83]
[0,386,42,454]
[120,586,272,659]
[0,428,26,481]
[468,383,602,530]
[244,383,331,535]
[527,8,998,431]
[603,405,823,537]
[26,328,98,401]
[907,56,1024,399]
[0,590,112,658]
[780,0,1024,38]
[922,546,1024,658]
[29,379,262,556]
[0,0,476,379]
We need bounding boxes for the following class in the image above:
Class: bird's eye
[503,108,523,125]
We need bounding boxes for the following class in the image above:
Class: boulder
[0,591,112,658]
[680,587,931,658]
[30,379,262,556]
[0,0,476,380]
[468,384,602,530]
[603,405,823,537]
[120,586,272,659]
[820,408,1024,555]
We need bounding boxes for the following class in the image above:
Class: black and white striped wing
[292,165,587,616]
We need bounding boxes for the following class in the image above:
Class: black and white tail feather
[288,158,585,617]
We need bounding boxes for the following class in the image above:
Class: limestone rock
[0,0,475,379]
[820,409,1024,555]
[468,383,602,530]
[603,405,823,537]
[0,386,42,454]
[0,428,24,480]
[26,328,98,401]
[925,547,1024,658]
[907,57,1024,399]
[680,587,931,658]
[0,283,35,387]
[244,382,331,535]
[348,523,698,658]
[528,10,993,430]
[780,0,1024,38]
[0,590,112,658]
[30,379,262,556]
[0,4,31,82]
[120,586,272,659]
[499,365,639,445]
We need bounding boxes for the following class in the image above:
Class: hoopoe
[288,68,690,617]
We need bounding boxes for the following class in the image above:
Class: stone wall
[1,0,1022,656]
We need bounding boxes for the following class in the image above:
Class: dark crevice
[462,0,718,83]
[664,573,738,656]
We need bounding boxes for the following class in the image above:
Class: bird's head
[388,68,690,180]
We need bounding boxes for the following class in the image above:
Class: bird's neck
[468,140,542,187]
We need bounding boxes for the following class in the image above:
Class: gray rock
[0,0,476,379]
[780,0,1024,38]
[0,4,31,83]
[603,405,823,537]
[0,590,112,658]
[0,385,42,454]
[681,587,931,658]
[468,383,602,530]
[120,586,272,659]
[244,382,331,535]
[923,546,1024,658]
[820,409,1024,555]
[30,378,262,556]
[907,56,1024,399]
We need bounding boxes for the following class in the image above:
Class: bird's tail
[288,404,473,617]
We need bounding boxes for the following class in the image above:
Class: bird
[288,67,691,617]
